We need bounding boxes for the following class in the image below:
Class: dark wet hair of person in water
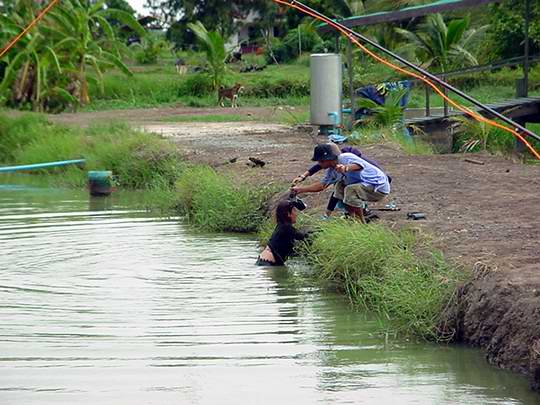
[275,200,294,225]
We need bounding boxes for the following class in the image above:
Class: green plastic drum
[88,171,114,196]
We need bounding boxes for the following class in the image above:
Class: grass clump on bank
[175,165,273,232]
[303,220,465,341]
[0,113,184,190]
[350,126,434,155]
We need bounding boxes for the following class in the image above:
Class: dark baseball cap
[311,144,338,161]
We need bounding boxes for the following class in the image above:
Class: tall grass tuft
[175,166,272,232]
[0,114,184,190]
[303,220,466,340]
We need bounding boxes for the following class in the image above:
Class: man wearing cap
[291,144,390,223]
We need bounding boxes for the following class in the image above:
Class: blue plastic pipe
[0,159,86,173]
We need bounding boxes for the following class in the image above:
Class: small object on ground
[248,157,266,167]
[464,158,485,165]
[407,212,426,220]
[374,201,400,211]
[328,134,348,144]
[363,208,379,223]
[215,157,238,167]
[88,170,114,197]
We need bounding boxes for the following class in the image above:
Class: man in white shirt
[291,144,391,223]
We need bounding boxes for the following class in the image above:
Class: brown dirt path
[46,106,285,126]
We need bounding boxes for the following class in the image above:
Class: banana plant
[0,0,146,110]
[395,13,488,73]
[43,0,146,105]
[187,21,230,93]
[0,5,66,111]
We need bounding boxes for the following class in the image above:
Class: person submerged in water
[256,199,308,266]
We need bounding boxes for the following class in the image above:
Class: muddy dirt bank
[450,264,540,391]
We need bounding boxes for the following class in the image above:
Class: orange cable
[0,0,62,60]
[274,0,540,160]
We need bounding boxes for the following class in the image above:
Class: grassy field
[85,57,540,112]
[86,63,310,111]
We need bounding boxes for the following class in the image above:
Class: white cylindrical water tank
[310,53,342,126]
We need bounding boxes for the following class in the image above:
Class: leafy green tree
[487,0,540,59]
[396,14,487,72]
[187,21,229,95]
[105,0,138,40]
[148,0,270,41]
[106,0,136,16]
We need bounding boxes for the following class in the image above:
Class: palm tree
[395,13,487,72]
[333,0,366,17]
[187,21,229,94]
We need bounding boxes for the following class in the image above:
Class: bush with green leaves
[243,76,309,98]
[179,73,214,96]
[349,126,433,156]
[265,24,323,63]
[283,23,323,59]
[451,116,520,155]
[132,34,171,65]
[265,37,288,64]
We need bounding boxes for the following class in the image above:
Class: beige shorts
[334,180,388,208]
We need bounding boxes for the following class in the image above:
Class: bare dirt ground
[48,106,282,126]
[48,106,540,390]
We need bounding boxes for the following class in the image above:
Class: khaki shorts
[334,180,388,208]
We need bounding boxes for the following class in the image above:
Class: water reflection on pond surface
[0,181,537,404]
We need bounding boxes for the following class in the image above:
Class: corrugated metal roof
[318,0,501,33]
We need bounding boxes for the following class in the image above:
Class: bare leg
[259,246,276,263]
